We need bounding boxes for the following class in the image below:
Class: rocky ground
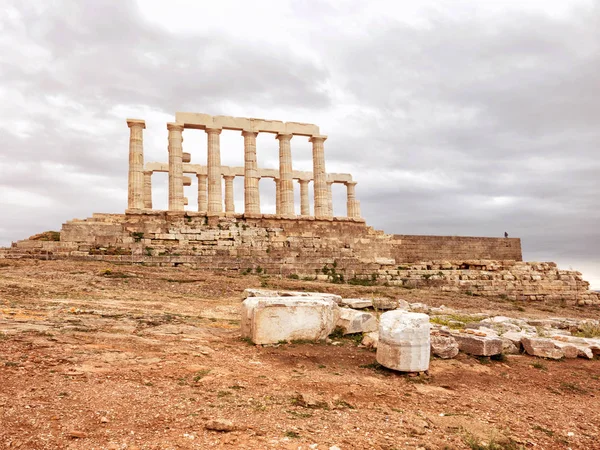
[1,259,600,450]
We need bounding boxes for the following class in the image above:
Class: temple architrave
[127,113,361,219]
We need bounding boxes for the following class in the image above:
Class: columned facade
[132,113,362,220]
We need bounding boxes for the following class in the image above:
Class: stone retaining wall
[1,211,598,305]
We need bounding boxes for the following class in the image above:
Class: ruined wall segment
[391,235,522,263]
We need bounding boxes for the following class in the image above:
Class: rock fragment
[430,335,459,359]
[521,337,564,360]
[336,308,378,334]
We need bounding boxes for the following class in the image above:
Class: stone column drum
[126,119,146,210]
[206,128,223,213]
[224,175,235,213]
[326,181,333,217]
[376,311,430,372]
[299,179,310,216]
[167,122,185,211]
[243,130,260,215]
[196,174,208,212]
[275,178,281,215]
[276,134,294,216]
[345,181,360,218]
[143,170,153,209]
[309,135,328,218]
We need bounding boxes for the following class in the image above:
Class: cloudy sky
[1,0,598,288]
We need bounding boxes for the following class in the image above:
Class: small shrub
[574,322,600,338]
[132,232,144,242]
[287,274,300,280]
[255,266,263,274]
[531,361,547,371]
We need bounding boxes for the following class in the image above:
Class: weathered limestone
[309,135,328,218]
[276,134,294,216]
[275,178,281,215]
[341,298,373,309]
[326,181,334,217]
[336,309,378,334]
[224,175,235,213]
[206,127,222,213]
[430,334,459,359]
[377,311,430,372]
[126,119,146,210]
[142,170,152,209]
[167,123,184,211]
[345,181,360,219]
[241,297,339,344]
[196,174,207,212]
[242,130,260,214]
[299,179,310,216]
[451,332,503,356]
[243,289,342,305]
[521,337,564,359]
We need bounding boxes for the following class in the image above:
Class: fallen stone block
[372,297,398,310]
[521,337,564,360]
[376,311,430,372]
[552,341,579,359]
[451,332,503,356]
[500,338,520,355]
[341,298,372,309]
[336,308,378,335]
[361,331,379,349]
[241,297,339,345]
[430,335,459,359]
[243,288,342,304]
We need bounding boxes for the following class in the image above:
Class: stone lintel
[144,162,353,183]
[175,112,319,136]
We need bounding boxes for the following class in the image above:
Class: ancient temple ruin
[127,114,361,219]
[2,112,599,306]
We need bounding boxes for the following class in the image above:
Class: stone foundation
[1,211,598,306]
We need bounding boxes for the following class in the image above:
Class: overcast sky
[1,0,598,288]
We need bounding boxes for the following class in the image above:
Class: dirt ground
[1,259,599,450]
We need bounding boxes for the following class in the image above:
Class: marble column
[327,181,333,217]
[345,181,360,218]
[143,170,153,209]
[309,135,328,217]
[224,175,235,213]
[167,122,184,211]
[276,134,294,216]
[126,119,145,210]
[242,130,260,214]
[196,174,207,212]
[206,127,223,213]
[275,177,281,215]
[299,179,310,216]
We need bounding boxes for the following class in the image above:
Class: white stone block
[241,296,339,345]
[376,311,430,372]
[336,308,378,334]
[243,288,342,304]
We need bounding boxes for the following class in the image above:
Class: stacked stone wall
[391,235,522,262]
[1,211,598,305]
